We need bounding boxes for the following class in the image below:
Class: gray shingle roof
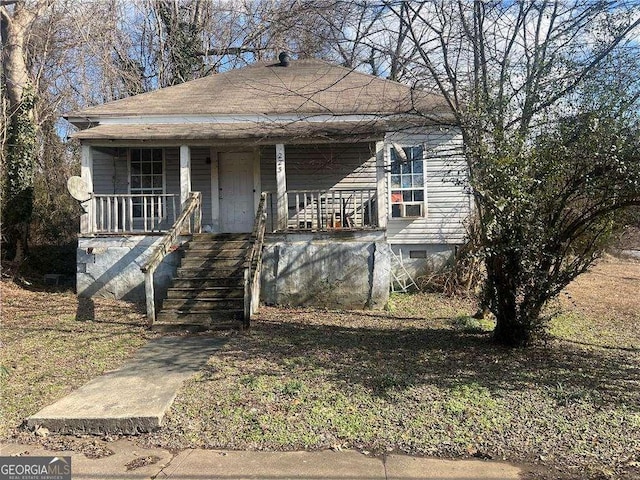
[67,59,450,119]
[70,119,418,143]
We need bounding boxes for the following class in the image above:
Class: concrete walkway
[14,333,524,478]
[0,439,523,479]
[27,335,225,435]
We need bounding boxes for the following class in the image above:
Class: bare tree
[1,0,160,257]
[383,0,640,346]
[1,0,52,261]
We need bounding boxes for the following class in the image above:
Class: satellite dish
[67,176,91,202]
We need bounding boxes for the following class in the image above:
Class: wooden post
[80,144,94,234]
[275,143,287,231]
[243,267,250,323]
[375,141,387,228]
[251,261,261,318]
[145,269,155,327]
[210,148,220,232]
[180,145,191,209]
[194,193,202,233]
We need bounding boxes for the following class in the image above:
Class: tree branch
[0,4,11,23]
[196,46,259,57]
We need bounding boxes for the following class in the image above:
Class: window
[130,148,164,218]
[390,145,425,218]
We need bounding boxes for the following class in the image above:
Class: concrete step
[167,287,244,300]
[162,298,244,311]
[152,319,244,332]
[171,277,244,288]
[155,310,245,325]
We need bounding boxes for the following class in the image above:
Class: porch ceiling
[71,120,410,144]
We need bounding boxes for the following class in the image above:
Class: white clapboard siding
[258,133,471,244]
[164,147,180,196]
[92,146,182,198]
[260,146,276,192]
[189,147,213,226]
[386,128,471,245]
[92,147,128,194]
[88,130,470,243]
[260,143,376,192]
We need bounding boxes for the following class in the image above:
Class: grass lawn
[144,256,640,479]
[0,281,153,439]
[1,257,639,479]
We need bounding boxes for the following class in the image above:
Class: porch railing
[140,191,202,326]
[266,188,378,232]
[90,194,179,233]
[244,192,268,327]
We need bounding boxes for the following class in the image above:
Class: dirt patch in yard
[564,256,640,317]
[555,256,640,350]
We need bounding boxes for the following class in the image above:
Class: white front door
[219,152,255,233]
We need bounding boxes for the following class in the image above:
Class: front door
[219,152,255,233]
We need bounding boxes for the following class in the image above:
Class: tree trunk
[1,2,49,260]
[486,253,535,347]
[490,290,534,347]
[489,267,544,347]
[1,3,37,112]
[493,313,532,347]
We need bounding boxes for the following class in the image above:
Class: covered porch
[85,188,380,235]
[76,140,391,322]
[78,141,387,237]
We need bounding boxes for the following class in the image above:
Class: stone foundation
[261,231,390,309]
[389,244,459,282]
[77,236,186,302]
[77,232,450,311]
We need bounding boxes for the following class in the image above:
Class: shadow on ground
[201,315,640,410]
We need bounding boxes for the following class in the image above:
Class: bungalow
[66,55,470,328]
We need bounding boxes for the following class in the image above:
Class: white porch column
[375,141,388,228]
[180,145,191,208]
[210,148,220,232]
[275,143,287,231]
[80,144,94,234]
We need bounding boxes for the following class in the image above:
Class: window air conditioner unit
[398,203,424,218]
